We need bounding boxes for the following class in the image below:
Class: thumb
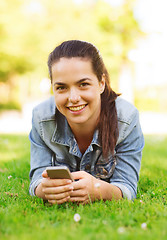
[42,170,48,178]
[71,171,87,180]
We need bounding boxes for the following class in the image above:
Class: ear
[100,74,105,94]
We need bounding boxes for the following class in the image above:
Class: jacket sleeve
[29,107,53,196]
[110,109,144,200]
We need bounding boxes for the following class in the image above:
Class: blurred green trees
[0,0,142,109]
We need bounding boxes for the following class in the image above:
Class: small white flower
[102,220,107,225]
[74,213,81,222]
[140,200,144,204]
[94,182,101,188]
[8,175,12,179]
[117,227,125,234]
[141,222,147,230]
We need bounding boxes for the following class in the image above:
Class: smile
[68,104,87,111]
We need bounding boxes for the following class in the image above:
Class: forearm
[94,179,123,201]
[70,171,123,203]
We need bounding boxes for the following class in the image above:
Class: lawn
[0,134,167,240]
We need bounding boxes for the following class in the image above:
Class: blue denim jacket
[29,96,144,200]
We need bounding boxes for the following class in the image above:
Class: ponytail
[98,69,119,158]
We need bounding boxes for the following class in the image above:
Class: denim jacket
[29,96,144,200]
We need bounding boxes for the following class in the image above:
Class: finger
[71,178,86,191]
[48,199,57,204]
[70,188,87,198]
[69,195,89,203]
[43,184,74,194]
[45,191,71,201]
[48,195,70,205]
[71,171,86,180]
[42,170,48,178]
[42,178,72,188]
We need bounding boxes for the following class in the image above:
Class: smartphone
[46,166,74,181]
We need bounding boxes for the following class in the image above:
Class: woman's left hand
[70,171,101,204]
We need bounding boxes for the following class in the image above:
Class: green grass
[0,134,167,240]
[0,102,21,112]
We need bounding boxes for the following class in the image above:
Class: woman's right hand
[35,170,74,204]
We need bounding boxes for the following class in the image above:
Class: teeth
[69,105,86,111]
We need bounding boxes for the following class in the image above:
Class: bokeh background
[0,0,167,134]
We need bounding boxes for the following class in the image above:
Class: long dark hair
[48,40,119,158]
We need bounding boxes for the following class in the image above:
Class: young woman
[29,40,144,204]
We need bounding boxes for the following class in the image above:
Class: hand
[41,170,74,204]
[70,171,101,204]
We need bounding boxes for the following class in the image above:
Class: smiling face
[52,57,105,130]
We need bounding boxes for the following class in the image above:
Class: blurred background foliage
[0,0,144,110]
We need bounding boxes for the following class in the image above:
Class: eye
[57,86,64,90]
[55,86,66,91]
[80,82,89,88]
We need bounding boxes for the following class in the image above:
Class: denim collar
[51,109,101,156]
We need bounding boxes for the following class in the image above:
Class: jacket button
[85,164,91,171]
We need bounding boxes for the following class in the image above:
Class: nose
[68,87,81,104]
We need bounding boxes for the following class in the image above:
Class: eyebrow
[53,82,65,86]
[53,78,92,86]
